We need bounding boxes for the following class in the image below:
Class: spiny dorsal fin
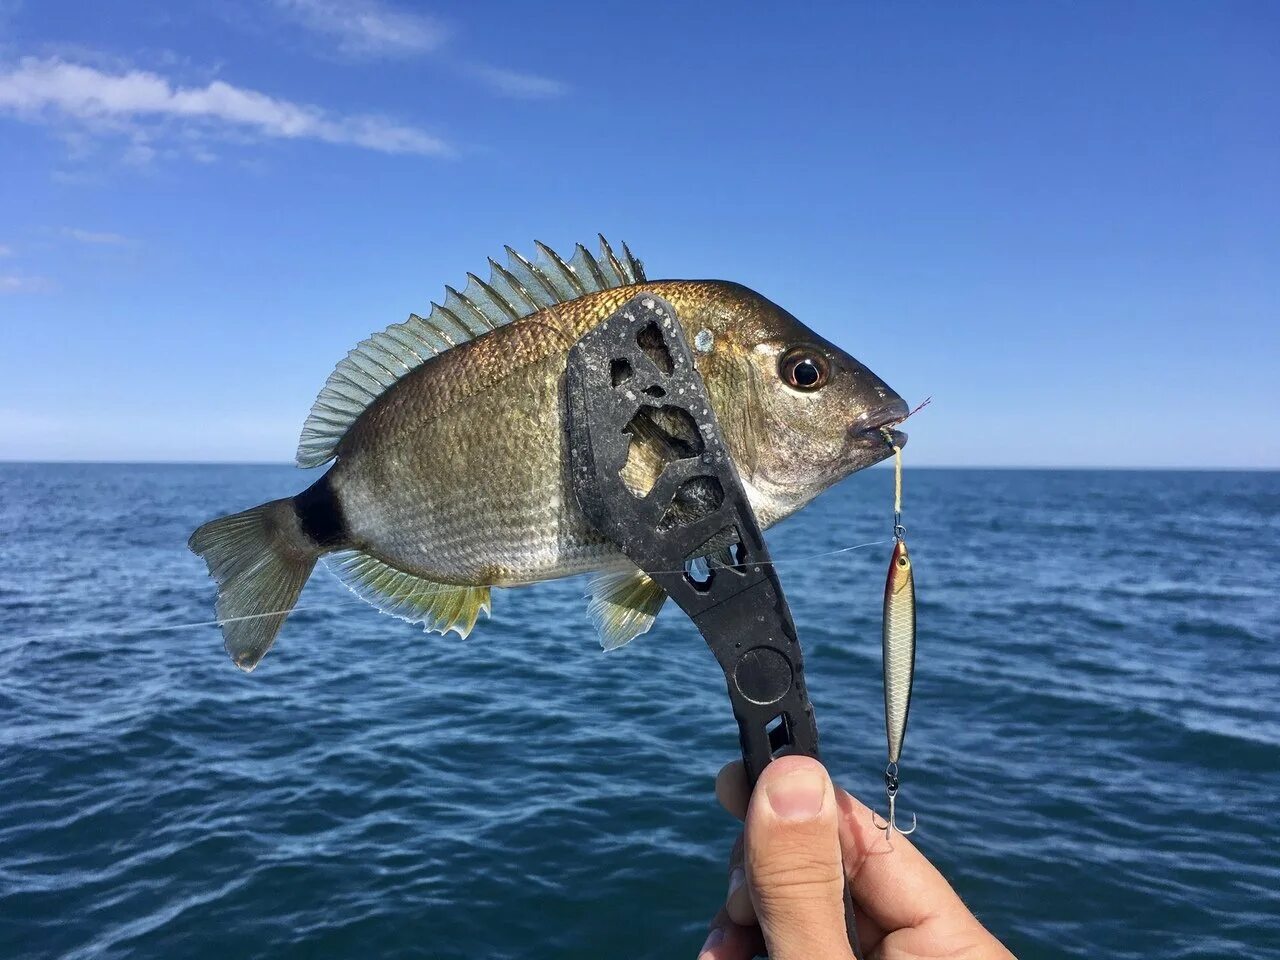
[296,236,646,468]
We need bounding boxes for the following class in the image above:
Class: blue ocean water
[0,464,1277,959]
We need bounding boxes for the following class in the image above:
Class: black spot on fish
[294,473,348,549]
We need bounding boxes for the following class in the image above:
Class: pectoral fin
[587,569,667,650]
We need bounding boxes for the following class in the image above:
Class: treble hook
[871,762,917,840]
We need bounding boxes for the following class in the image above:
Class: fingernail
[727,866,745,899]
[764,768,825,820]
[698,926,725,957]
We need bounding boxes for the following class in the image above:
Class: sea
[0,463,1276,959]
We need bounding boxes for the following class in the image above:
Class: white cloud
[0,274,52,294]
[465,64,568,100]
[274,0,447,58]
[0,56,451,158]
[63,227,130,245]
[271,0,567,99]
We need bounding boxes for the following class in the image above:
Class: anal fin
[587,569,667,651]
[329,551,491,638]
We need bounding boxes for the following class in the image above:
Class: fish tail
[188,491,331,671]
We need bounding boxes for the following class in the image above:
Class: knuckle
[749,851,845,897]
[753,879,843,931]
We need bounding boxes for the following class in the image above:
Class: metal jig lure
[874,431,918,839]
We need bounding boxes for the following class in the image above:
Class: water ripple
[1,465,1278,959]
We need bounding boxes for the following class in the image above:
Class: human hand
[697,755,1015,960]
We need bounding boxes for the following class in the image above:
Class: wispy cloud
[464,64,568,100]
[271,0,567,99]
[273,0,448,58]
[63,227,130,245]
[0,244,11,257]
[0,56,451,160]
[0,273,52,294]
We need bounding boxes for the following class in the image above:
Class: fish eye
[779,349,829,391]
[898,556,909,567]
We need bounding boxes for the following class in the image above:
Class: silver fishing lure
[874,437,918,839]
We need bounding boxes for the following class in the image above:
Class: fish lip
[850,399,911,449]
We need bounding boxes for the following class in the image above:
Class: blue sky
[0,0,1276,467]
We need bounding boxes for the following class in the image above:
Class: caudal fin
[188,498,319,671]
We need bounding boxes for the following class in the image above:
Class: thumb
[744,755,855,960]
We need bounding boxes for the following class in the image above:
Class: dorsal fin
[296,236,646,468]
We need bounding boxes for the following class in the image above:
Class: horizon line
[1,459,1277,472]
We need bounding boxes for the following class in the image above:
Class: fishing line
[893,442,903,518]
[8,538,892,647]
[627,536,894,580]
[883,394,928,542]
[6,597,373,646]
[39,394,936,650]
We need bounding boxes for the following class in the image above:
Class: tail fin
[188,498,319,671]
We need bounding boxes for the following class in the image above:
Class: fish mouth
[850,398,911,451]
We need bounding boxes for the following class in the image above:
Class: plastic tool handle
[565,296,865,957]
[563,293,820,782]
[562,293,863,959]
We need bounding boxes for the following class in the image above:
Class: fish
[189,237,909,671]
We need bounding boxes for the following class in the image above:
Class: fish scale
[331,280,836,587]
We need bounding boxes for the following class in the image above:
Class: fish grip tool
[564,293,820,781]
[564,294,863,956]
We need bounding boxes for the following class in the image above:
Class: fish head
[674,281,908,523]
